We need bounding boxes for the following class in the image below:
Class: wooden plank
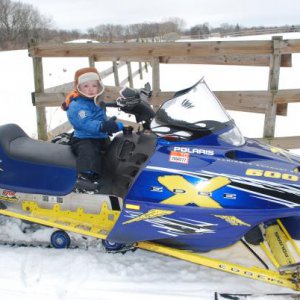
[29,40,279,58]
[119,77,128,87]
[281,39,300,54]
[35,92,66,107]
[120,68,140,86]
[159,54,291,67]
[216,91,272,113]
[149,90,272,113]
[28,40,300,59]
[35,86,300,113]
[35,88,300,114]
[35,86,122,107]
[44,62,147,98]
[48,121,72,139]
[94,55,151,62]
[40,89,271,113]
[255,136,300,149]
[281,54,292,67]
[45,82,73,93]
[44,63,126,93]
[120,63,147,86]
[274,89,300,103]
[89,53,293,67]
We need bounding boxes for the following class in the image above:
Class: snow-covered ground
[0,216,295,300]
[1,33,300,299]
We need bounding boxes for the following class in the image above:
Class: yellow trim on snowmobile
[260,220,300,270]
[260,242,280,269]
[21,201,119,233]
[137,241,300,291]
[277,219,300,258]
[0,201,119,239]
[265,223,296,266]
[125,204,140,210]
[122,209,175,225]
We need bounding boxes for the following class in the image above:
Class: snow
[1,33,300,299]
[0,217,293,300]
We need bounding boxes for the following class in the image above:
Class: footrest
[279,262,300,274]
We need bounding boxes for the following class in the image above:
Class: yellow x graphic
[158,175,231,208]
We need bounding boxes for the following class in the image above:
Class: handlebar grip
[104,101,118,108]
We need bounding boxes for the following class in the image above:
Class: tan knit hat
[74,67,105,103]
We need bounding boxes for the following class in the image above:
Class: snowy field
[1,33,300,299]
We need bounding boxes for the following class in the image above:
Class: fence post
[31,47,47,140]
[138,62,143,79]
[113,61,120,86]
[126,61,133,88]
[87,41,95,67]
[263,36,282,138]
[88,56,95,67]
[152,58,160,92]
[152,57,160,111]
[32,57,48,141]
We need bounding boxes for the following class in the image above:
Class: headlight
[219,127,245,146]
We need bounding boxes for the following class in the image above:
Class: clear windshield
[151,79,245,145]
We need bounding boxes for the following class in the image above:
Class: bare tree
[190,23,210,39]
[0,0,52,49]
[88,18,186,43]
[163,17,186,32]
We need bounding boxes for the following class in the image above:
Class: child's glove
[101,117,124,134]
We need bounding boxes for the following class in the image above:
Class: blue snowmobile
[1,79,300,290]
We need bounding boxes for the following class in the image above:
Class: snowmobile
[1,79,300,291]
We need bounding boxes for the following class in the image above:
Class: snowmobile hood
[149,79,300,189]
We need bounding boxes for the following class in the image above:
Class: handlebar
[104,100,118,108]
[104,83,155,129]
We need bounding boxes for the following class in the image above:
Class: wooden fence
[28,37,300,149]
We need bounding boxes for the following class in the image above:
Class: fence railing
[28,37,300,148]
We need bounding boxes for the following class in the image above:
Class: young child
[62,67,123,190]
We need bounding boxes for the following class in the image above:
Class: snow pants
[70,137,110,177]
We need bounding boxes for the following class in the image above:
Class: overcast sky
[20,0,300,32]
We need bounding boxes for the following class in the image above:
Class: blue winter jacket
[67,96,108,139]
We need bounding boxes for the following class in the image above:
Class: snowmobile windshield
[151,79,245,145]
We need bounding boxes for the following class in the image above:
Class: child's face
[78,80,100,97]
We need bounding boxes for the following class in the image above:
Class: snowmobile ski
[214,292,300,299]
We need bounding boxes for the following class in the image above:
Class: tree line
[0,0,50,49]
[0,0,299,50]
